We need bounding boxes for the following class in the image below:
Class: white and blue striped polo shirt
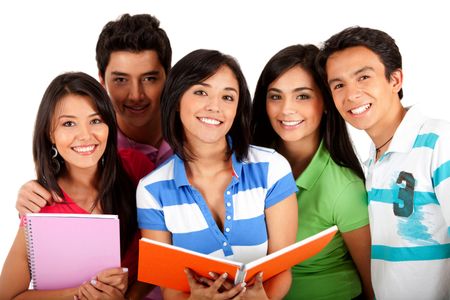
[366,106,450,300]
[137,145,297,264]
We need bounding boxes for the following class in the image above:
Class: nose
[128,80,144,101]
[205,94,220,113]
[76,123,91,141]
[346,83,363,102]
[281,99,296,115]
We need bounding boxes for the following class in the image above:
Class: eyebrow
[328,66,375,86]
[196,82,238,94]
[268,87,313,93]
[58,112,100,119]
[111,70,161,77]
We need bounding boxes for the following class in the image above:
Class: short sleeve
[136,179,167,231]
[265,151,298,208]
[334,179,369,233]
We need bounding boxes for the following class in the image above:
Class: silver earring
[51,145,58,158]
[51,145,60,173]
[101,156,105,166]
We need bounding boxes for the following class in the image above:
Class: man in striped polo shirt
[317,26,450,299]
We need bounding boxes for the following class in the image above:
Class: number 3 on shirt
[394,171,415,217]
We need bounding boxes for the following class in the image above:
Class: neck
[368,101,406,159]
[58,166,99,212]
[118,118,163,148]
[278,133,320,179]
[185,138,230,178]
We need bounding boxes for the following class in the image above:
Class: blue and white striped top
[366,105,450,299]
[137,144,297,264]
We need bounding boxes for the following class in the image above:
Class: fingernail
[208,272,216,278]
[90,279,97,285]
[222,273,228,279]
[241,282,247,287]
[122,267,128,273]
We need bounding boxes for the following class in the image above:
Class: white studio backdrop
[1,0,449,270]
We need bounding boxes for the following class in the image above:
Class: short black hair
[252,44,364,180]
[96,13,172,78]
[316,26,403,99]
[161,49,251,162]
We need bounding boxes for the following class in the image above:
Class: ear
[390,68,403,95]
[98,71,106,87]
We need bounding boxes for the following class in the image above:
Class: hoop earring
[51,145,60,173]
[51,145,58,158]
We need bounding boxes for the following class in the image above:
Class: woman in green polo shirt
[251,44,373,299]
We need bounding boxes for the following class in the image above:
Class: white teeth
[351,104,371,115]
[73,145,95,153]
[199,117,221,125]
[281,120,302,126]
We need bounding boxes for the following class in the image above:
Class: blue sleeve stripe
[265,173,298,208]
[368,188,438,205]
[372,244,450,261]
[137,208,167,231]
[432,160,450,187]
[413,133,439,149]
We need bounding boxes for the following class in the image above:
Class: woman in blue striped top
[136,49,298,300]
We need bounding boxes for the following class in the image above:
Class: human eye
[222,95,234,102]
[62,121,76,127]
[194,90,207,96]
[143,76,157,83]
[90,118,103,125]
[267,93,281,101]
[296,94,310,100]
[113,77,127,84]
[332,83,344,90]
[358,75,370,81]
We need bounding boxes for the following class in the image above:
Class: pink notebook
[24,213,121,290]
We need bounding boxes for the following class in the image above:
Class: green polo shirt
[285,141,369,300]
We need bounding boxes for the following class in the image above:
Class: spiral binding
[23,216,38,289]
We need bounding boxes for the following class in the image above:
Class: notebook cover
[24,213,121,290]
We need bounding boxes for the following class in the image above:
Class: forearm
[125,281,156,300]
[263,269,292,300]
[163,288,190,300]
[11,287,78,300]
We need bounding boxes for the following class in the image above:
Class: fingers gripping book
[138,225,338,292]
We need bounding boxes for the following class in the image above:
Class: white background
[1,0,449,271]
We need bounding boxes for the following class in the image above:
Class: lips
[350,103,371,115]
[72,145,97,155]
[198,117,222,125]
[280,120,303,126]
[124,103,150,113]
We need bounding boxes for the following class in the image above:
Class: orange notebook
[138,225,337,292]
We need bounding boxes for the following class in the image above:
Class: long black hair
[251,45,364,180]
[33,72,137,254]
